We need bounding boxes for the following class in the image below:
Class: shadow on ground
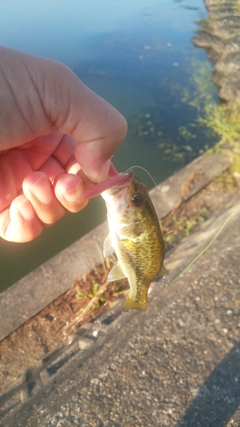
[176,343,240,427]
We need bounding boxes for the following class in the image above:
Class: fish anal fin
[103,234,115,257]
[108,262,126,282]
[156,265,168,279]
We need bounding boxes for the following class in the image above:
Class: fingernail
[15,199,34,221]
[63,181,83,203]
[30,174,53,204]
[91,159,112,183]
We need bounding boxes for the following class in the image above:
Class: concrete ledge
[0,151,232,341]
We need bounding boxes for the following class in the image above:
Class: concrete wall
[0,151,232,341]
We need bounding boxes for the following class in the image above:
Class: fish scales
[101,169,167,311]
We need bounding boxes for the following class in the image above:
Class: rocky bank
[192,0,240,103]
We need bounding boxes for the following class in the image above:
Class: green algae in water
[135,55,240,167]
[133,57,219,166]
[187,59,240,147]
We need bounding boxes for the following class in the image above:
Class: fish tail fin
[122,294,147,312]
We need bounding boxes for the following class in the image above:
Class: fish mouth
[120,168,134,185]
[82,170,131,200]
[106,169,134,195]
[82,167,136,200]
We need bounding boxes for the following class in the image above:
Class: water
[0,0,217,291]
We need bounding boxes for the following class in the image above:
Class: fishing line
[169,209,235,285]
[164,230,175,238]
[126,166,157,186]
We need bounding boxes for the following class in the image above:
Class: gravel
[2,194,240,427]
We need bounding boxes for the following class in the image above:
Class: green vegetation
[169,208,235,285]
[163,205,210,245]
[188,59,214,109]
[198,103,240,145]
[135,111,202,166]
[214,0,240,9]
[178,126,196,142]
[187,59,240,187]
[175,58,240,189]
[187,58,240,145]
[134,59,216,166]
[76,281,106,308]
[198,102,240,187]
[216,1,227,9]
[134,48,240,178]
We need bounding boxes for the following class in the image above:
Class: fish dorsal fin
[108,262,127,282]
[103,234,115,257]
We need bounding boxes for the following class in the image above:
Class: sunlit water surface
[0,0,217,291]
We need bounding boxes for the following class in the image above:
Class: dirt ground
[0,168,239,397]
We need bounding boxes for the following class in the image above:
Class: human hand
[0,46,127,242]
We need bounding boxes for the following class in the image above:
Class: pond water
[0,0,218,291]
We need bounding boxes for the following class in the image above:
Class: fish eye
[130,192,143,207]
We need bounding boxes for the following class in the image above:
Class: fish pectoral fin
[103,234,115,257]
[108,262,126,282]
[156,265,168,278]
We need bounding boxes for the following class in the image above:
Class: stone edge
[0,151,232,341]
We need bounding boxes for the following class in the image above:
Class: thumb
[41,60,128,182]
[0,46,127,183]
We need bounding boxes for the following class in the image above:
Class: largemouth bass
[102,169,167,312]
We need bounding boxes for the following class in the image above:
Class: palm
[0,46,127,242]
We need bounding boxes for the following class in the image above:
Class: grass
[198,102,240,188]
[181,58,240,189]
[162,205,210,245]
[198,103,240,146]
[134,35,240,180]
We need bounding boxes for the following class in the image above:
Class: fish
[101,168,167,312]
